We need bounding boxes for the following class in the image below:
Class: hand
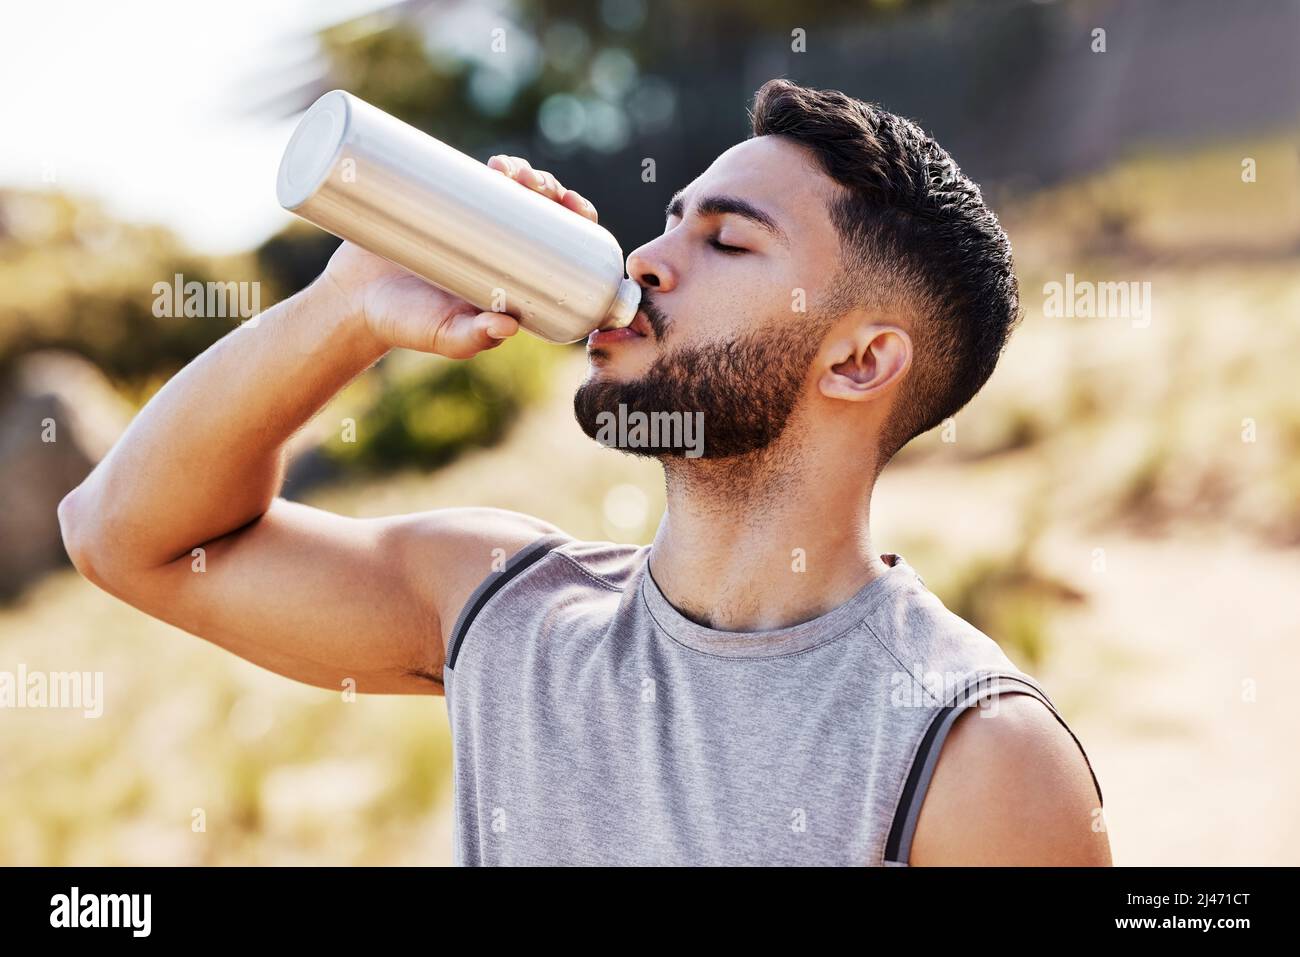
[318,155,599,359]
[485,154,600,225]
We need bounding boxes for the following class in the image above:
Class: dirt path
[1033,531,1300,865]
[872,460,1300,864]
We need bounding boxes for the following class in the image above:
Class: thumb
[434,309,520,358]
[479,311,520,341]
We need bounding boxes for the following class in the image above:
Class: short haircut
[748,78,1022,467]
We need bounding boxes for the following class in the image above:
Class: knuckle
[428,315,452,354]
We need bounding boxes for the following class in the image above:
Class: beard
[573,318,823,460]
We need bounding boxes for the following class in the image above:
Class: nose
[626,238,677,293]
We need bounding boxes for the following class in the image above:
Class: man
[59,79,1110,866]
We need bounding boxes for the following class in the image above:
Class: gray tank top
[442,533,1103,866]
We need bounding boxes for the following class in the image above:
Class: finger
[431,308,518,359]
[535,168,561,197]
[504,154,534,177]
[491,154,589,216]
[561,189,599,223]
[478,311,519,341]
[501,154,536,187]
[488,154,535,187]
[490,154,544,191]
[505,155,562,198]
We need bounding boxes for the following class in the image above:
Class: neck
[652,423,889,632]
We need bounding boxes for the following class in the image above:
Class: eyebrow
[665,189,790,247]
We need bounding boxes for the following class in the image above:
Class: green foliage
[319,333,562,473]
[0,191,260,389]
[253,222,340,300]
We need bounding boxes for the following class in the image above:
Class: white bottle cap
[277,91,350,211]
[599,278,642,330]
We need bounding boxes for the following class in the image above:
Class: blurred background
[1,0,1298,865]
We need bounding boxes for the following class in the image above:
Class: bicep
[92,500,569,696]
[99,498,443,694]
[908,692,1112,866]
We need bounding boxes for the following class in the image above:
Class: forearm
[60,276,389,570]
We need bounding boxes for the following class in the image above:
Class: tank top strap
[445,533,571,671]
[882,671,1104,866]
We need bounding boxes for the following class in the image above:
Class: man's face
[574,135,847,459]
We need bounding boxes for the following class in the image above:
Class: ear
[817,322,912,403]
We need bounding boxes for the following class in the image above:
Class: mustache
[639,293,670,339]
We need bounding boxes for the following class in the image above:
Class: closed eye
[708,236,748,254]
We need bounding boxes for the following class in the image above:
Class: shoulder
[384,506,574,660]
[909,691,1111,865]
[546,537,650,590]
[394,505,568,554]
[864,558,1022,679]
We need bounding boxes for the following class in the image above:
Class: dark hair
[749,78,1021,466]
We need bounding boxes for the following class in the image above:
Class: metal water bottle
[276,90,641,343]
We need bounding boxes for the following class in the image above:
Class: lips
[588,309,651,349]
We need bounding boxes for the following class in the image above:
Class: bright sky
[0,0,388,254]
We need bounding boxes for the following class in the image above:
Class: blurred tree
[250,0,948,296]
[0,191,262,390]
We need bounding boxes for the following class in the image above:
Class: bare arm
[58,155,595,695]
[909,693,1113,865]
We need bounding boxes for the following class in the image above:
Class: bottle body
[276,90,640,343]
